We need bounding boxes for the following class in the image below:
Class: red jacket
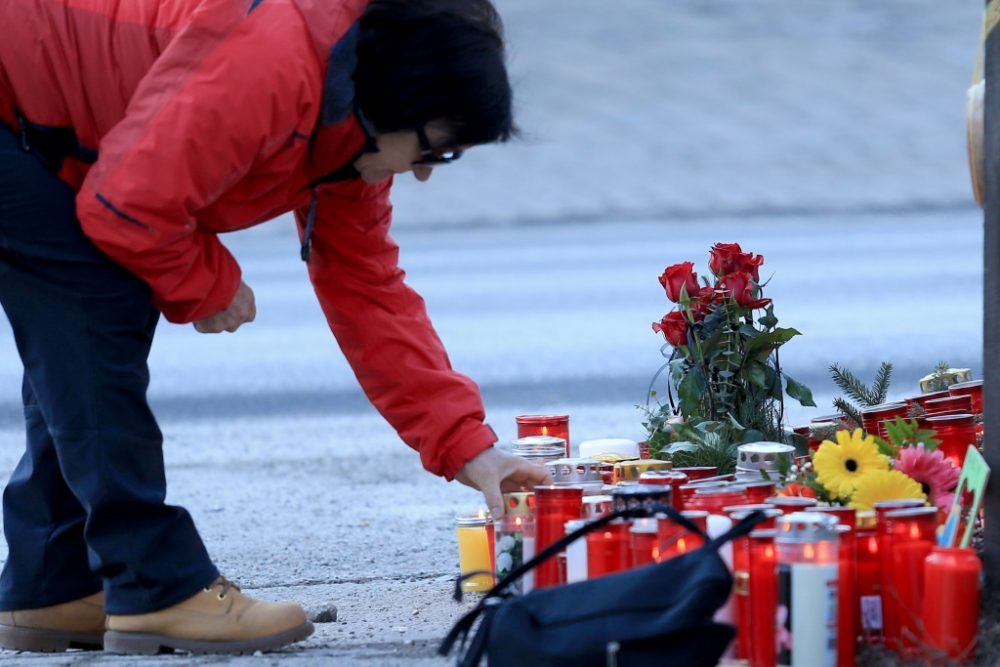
[0,0,496,479]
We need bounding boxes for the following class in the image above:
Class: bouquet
[644,242,815,469]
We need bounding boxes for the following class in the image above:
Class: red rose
[707,243,744,276]
[717,272,771,309]
[690,287,716,319]
[708,242,765,281]
[657,262,700,303]
[652,311,689,347]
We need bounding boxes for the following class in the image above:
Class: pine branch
[833,398,864,429]
[829,363,873,406]
[871,362,893,405]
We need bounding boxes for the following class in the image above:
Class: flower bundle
[785,421,960,511]
[645,243,815,465]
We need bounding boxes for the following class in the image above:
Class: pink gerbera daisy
[893,446,961,511]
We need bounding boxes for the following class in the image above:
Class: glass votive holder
[657,510,707,561]
[455,513,495,592]
[923,395,973,416]
[629,517,659,567]
[856,510,881,645]
[585,520,629,579]
[948,380,983,415]
[765,496,818,514]
[922,547,981,664]
[924,414,980,469]
[883,507,939,657]
[674,466,718,481]
[860,402,908,439]
[748,529,777,667]
[517,414,570,456]
[494,492,535,593]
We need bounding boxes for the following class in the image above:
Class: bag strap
[706,510,769,550]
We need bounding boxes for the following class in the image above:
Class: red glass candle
[586,520,629,578]
[860,402,908,439]
[748,529,777,667]
[533,485,583,588]
[856,511,881,645]
[638,470,675,486]
[924,414,980,469]
[629,517,659,567]
[657,510,707,561]
[674,466,718,481]
[948,380,983,415]
[922,547,981,663]
[923,395,973,416]
[814,514,857,667]
[686,485,748,515]
[906,390,950,408]
[765,496,817,514]
[743,481,777,504]
[883,507,938,657]
[726,507,781,661]
[517,414,570,456]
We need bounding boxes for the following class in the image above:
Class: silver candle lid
[512,435,567,451]
[545,458,604,484]
[735,442,795,481]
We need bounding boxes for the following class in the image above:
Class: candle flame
[910,524,921,539]
[477,509,487,520]
[515,516,523,527]
[540,425,550,435]
[804,544,815,561]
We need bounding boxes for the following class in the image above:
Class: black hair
[354,0,517,147]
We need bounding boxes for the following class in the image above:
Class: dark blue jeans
[0,124,218,614]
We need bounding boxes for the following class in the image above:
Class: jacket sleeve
[76,3,320,323]
[298,179,497,480]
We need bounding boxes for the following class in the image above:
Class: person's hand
[455,447,553,519]
[193,281,256,333]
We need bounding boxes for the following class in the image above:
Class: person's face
[353,123,466,184]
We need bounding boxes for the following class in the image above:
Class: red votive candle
[948,380,983,415]
[856,511,881,645]
[813,506,858,666]
[674,466,718,481]
[657,510,707,561]
[744,481,777,505]
[686,484,748,515]
[875,500,926,649]
[923,395,973,416]
[726,506,781,660]
[533,485,583,588]
[922,547,981,663]
[517,414,570,456]
[860,402,908,439]
[765,496,818,514]
[906,390,950,409]
[748,529,777,667]
[586,520,629,578]
[924,414,980,469]
[629,517,659,567]
[884,507,938,657]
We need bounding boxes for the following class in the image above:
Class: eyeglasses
[412,125,463,166]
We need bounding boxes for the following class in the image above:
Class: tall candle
[726,506,781,660]
[874,499,926,649]
[749,529,777,667]
[813,507,857,667]
[533,485,583,588]
[855,511,881,645]
[884,507,938,657]
[455,513,495,592]
[586,521,629,578]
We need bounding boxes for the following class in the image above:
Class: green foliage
[829,362,893,429]
[882,417,941,452]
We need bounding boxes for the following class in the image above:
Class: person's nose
[413,166,433,182]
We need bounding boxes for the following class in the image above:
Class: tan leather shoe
[104,577,312,655]
[0,591,105,652]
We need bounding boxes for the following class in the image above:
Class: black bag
[439,506,766,667]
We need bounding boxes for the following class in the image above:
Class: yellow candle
[455,513,495,591]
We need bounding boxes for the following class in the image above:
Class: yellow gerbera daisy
[849,469,927,511]
[812,429,888,499]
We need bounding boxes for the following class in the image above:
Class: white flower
[496,552,513,572]
[497,536,516,552]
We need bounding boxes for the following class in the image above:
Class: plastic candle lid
[579,438,639,459]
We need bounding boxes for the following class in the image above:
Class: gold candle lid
[502,492,535,515]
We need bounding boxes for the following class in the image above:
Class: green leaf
[664,441,699,454]
[874,436,899,458]
[758,306,779,329]
[678,369,707,417]
[785,375,817,407]
[745,327,801,355]
[740,429,765,444]
[744,363,768,388]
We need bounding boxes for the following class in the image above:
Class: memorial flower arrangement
[785,420,961,511]
[643,242,816,470]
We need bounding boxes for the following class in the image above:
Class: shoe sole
[0,624,103,652]
[103,620,314,655]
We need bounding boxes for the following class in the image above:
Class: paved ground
[0,0,986,665]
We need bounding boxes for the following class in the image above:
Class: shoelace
[204,576,241,600]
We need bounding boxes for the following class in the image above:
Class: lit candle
[749,529,777,667]
[516,414,570,456]
[855,511,881,645]
[657,510,707,561]
[455,511,495,592]
[629,517,659,567]
[874,499,926,649]
[494,493,535,594]
[726,506,781,661]
[813,507,858,667]
[533,485,583,588]
[585,521,629,579]
[883,507,938,658]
